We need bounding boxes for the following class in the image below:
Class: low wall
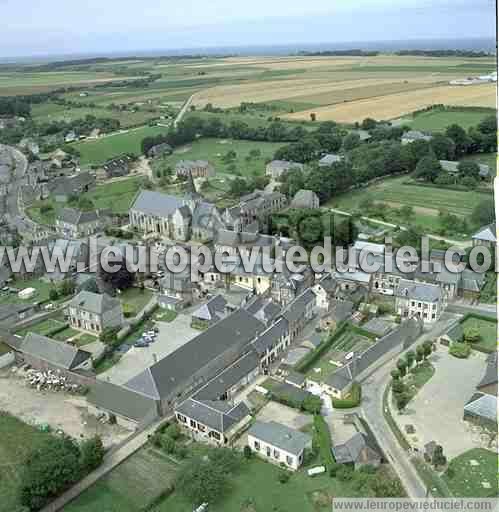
[0,351,15,369]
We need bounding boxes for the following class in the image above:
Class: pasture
[402,108,495,132]
[72,126,168,165]
[64,447,178,512]
[0,412,52,512]
[160,137,287,178]
[327,176,490,234]
[460,315,497,354]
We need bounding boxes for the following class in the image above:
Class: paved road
[447,302,497,318]
[329,207,472,248]
[174,94,194,129]
[359,314,458,498]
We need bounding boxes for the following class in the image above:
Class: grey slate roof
[361,318,393,337]
[20,333,91,370]
[194,350,259,401]
[396,279,441,302]
[87,380,159,422]
[472,224,496,243]
[192,295,227,322]
[215,230,275,248]
[131,190,183,217]
[70,291,121,315]
[251,318,289,355]
[245,295,282,324]
[290,189,319,208]
[319,154,343,166]
[477,357,498,390]
[464,393,497,423]
[125,309,264,401]
[267,160,304,172]
[326,365,354,391]
[57,208,106,225]
[332,432,381,465]
[176,398,250,433]
[248,421,311,455]
[285,370,306,386]
[282,289,315,324]
[439,160,490,177]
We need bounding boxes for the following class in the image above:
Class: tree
[430,133,455,160]
[97,254,134,294]
[176,458,228,506]
[457,161,480,179]
[396,358,407,377]
[342,132,361,151]
[19,436,82,510]
[415,346,424,365]
[59,278,76,297]
[431,444,447,468]
[80,436,105,473]
[422,341,433,359]
[298,215,323,245]
[478,115,497,135]
[399,205,414,222]
[445,124,470,157]
[405,350,415,369]
[391,369,401,380]
[49,288,59,301]
[471,198,495,227]
[165,424,181,440]
[361,118,377,130]
[100,326,120,345]
[371,474,405,497]
[463,327,481,344]
[161,436,176,454]
[414,153,442,182]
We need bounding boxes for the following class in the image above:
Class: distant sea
[0,37,495,64]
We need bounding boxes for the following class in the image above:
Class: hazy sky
[1,0,495,57]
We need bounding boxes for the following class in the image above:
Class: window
[418,302,422,308]
[254,441,260,451]
[411,301,415,307]
[273,449,280,460]
[266,447,271,457]
[177,414,186,423]
[286,455,293,466]
[432,313,436,319]
[190,419,196,428]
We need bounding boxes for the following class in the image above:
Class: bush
[336,465,354,481]
[449,342,471,359]
[278,470,290,484]
[329,462,342,477]
[313,415,334,470]
[165,424,181,440]
[243,445,253,459]
[332,383,361,409]
[49,288,59,301]
[80,436,105,473]
[161,436,176,454]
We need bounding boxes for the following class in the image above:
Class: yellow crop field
[284,83,496,122]
[192,76,449,109]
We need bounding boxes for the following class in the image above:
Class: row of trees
[19,435,104,511]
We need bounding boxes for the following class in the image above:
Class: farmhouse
[319,154,343,167]
[175,398,251,445]
[147,143,172,158]
[247,421,312,470]
[395,279,444,324]
[265,160,304,179]
[68,290,124,334]
[290,189,320,209]
[49,172,96,203]
[18,332,93,373]
[401,130,433,144]
[55,208,111,238]
[175,160,215,178]
[439,160,490,179]
[102,155,133,178]
[471,224,496,248]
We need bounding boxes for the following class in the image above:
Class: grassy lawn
[0,278,60,306]
[157,137,287,178]
[118,287,154,316]
[156,457,364,512]
[31,102,159,128]
[442,449,497,497]
[77,333,99,345]
[327,175,489,236]
[16,318,66,337]
[460,316,497,354]
[154,309,178,322]
[0,342,11,355]
[64,447,178,512]
[52,327,81,342]
[406,361,435,401]
[405,109,495,133]
[0,412,52,511]
[73,125,169,165]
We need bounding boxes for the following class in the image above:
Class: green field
[31,102,160,128]
[160,137,287,178]
[118,287,154,316]
[0,412,52,512]
[460,316,497,353]
[327,176,490,235]
[64,447,178,512]
[442,449,497,497]
[26,175,145,222]
[85,176,145,213]
[157,457,365,512]
[16,317,66,337]
[73,126,169,165]
[403,109,495,132]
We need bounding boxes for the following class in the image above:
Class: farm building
[265,160,304,179]
[401,130,433,144]
[290,189,320,209]
[175,160,215,178]
[319,154,343,167]
[472,224,496,248]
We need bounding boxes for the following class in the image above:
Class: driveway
[98,313,198,385]
[394,347,488,459]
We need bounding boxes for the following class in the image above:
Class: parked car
[134,339,149,348]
